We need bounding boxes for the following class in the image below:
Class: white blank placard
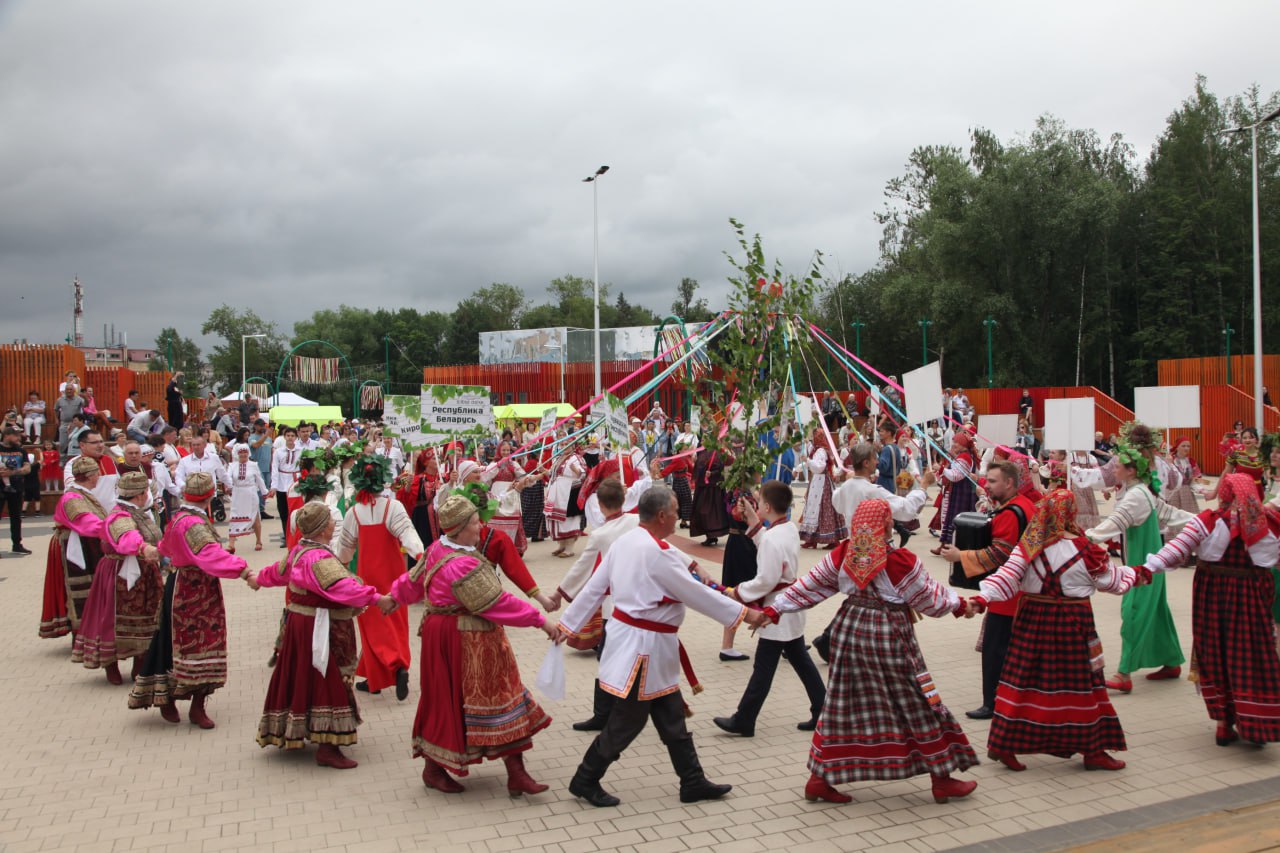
[1042,398,1096,451]
[1134,385,1201,429]
[902,362,944,425]
[976,414,1019,450]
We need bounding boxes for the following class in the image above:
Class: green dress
[1118,489,1186,673]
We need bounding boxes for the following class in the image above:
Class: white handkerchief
[66,531,85,570]
[118,555,142,591]
[312,608,330,676]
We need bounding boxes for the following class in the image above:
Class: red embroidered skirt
[811,594,976,783]
[72,555,163,668]
[258,596,361,749]
[411,613,550,775]
[39,536,70,639]
[989,595,1125,755]
[1193,561,1280,742]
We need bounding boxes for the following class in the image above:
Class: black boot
[812,629,831,663]
[572,680,616,731]
[712,715,754,737]
[668,739,732,803]
[568,739,620,807]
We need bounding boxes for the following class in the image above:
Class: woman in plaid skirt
[969,489,1143,772]
[1144,473,1280,746]
[756,499,979,805]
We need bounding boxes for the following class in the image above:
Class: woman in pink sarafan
[385,494,556,797]
[72,471,164,685]
[128,473,258,729]
[255,502,393,769]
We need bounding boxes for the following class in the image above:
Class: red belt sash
[611,608,703,694]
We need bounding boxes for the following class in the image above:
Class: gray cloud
[1,0,1276,350]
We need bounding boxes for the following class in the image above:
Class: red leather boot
[931,774,977,804]
[188,694,215,729]
[316,744,358,769]
[421,757,464,793]
[804,773,852,803]
[504,752,549,796]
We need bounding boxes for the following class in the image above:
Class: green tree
[148,328,202,394]
[671,277,715,323]
[200,305,288,395]
[442,283,529,363]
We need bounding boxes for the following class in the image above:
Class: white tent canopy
[221,391,318,406]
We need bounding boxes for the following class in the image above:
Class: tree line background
[152,78,1278,408]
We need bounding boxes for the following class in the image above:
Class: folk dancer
[939,459,1036,720]
[754,499,979,805]
[71,472,164,685]
[559,486,748,808]
[968,489,1138,772]
[45,456,109,639]
[128,473,259,728]
[714,480,827,737]
[335,454,424,701]
[799,426,847,549]
[256,502,394,769]
[384,494,556,796]
[546,442,587,557]
[227,443,271,553]
[931,432,978,555]
[1084,442,1194,693]
[550,478,638,731]
[1143,473,1280,746]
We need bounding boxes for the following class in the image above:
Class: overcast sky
[1,1,1277,352]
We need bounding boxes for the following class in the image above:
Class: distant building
[77,345,159,370]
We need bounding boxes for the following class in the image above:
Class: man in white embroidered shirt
[558,485,747,808]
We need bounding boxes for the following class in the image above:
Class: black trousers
[1,484,22,547]
[735,636,827,726]
[276,491,290,539]
[596,675,692,762]
[981,612,1015,709]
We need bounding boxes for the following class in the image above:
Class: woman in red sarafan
[386,494,558,797]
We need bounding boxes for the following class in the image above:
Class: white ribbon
[311,608,330,676]
[118,555,142,591]
[66,531,85,570]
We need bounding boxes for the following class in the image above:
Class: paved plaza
[2,488,1279,853]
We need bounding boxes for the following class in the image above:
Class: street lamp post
[582,165,610,398]
[241,333,267,399]
[918,318,933,366]
[1225,323,1235,386]
[850,320,866,358]
[1228,106,1280,429]
[983,316,997,388]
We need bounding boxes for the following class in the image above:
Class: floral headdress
[1113,441,1162,495]
[348,454,391,503]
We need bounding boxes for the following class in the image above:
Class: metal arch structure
[237,375,275,398]
[274,339,358,414]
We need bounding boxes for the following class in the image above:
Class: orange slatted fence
[0,344,87,442]
[1158,355,1280,395]
[83,367,172,424]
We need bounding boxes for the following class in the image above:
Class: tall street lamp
[1228,105,1280,429]
[918,318,933,366]
[242,333,267,400]
[849,320,866,358]
[582,165,610,398]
